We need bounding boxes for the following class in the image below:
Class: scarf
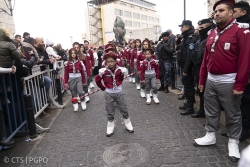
[106,65,119,90]
[145,58,153,70]
[71,59,79,73]
[211,19,236,52]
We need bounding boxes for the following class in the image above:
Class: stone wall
[0,0,15,36]
[208,0,250,17]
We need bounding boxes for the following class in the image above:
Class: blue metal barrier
[0,73,28,140]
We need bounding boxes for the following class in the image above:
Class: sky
[13,0,207,49]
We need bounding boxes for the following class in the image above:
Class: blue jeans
[44,76,51,93]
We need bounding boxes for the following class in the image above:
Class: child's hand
[156,79,159,83]
[141,80,145,83]
[64,84,69,89]
[11,66,16,74]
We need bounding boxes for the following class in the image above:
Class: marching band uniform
[95,52,134,137]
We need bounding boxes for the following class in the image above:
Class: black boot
[221,130,228,137]
[158,84,165,91]
[0,108,14,147]
[165,85,169,93]
[181,107,194,115]
[239,128,250,142]
[178,94,185,100]
[191,110,205,118]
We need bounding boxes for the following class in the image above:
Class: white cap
[46,39,54,46]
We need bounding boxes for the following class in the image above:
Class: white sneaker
[146,94,151,105]
[132,78,135,83]
[81,100,87,111]
[136,84,140,90]
[90,81,95,89]
[85,96,90,103]
[106,121,115,137]
[228,138,240,159]
[140,89,146,98]
[153,94,160,104]
[149,90,153,97]
[194,131,216,146]
[129,77,132,82]
[124,117,134,133]
[73,103,79,112]
[88,88,91,93]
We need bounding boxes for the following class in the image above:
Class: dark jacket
[176,28,197,73]
[0,28,22,68]
[158,40,174,61]
[36,47,52,71]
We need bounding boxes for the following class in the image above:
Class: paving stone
[3,80,246,167]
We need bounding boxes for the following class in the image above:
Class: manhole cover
[103,143,148,167]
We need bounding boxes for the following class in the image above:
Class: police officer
[176,20,198,115]
[191,19,213,118]
[157,31,174,93]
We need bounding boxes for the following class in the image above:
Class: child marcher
[95,51,134,137]
[64,48,87,111]
[46,39,61,73]
[140,48,160,104]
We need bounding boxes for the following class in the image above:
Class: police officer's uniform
[176,20,198,115]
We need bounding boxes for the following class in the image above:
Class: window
[133,13,140,19]
[148,16,154,22]
[155,18,159,23]
[141,23,148,29]
[115,9,123,16]
[133,21,140,28]
[125,20,132,27]
[148,24,153,28]
[124,11,131,18]
[141,14,147,21]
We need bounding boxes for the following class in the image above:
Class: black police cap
[198,19,211,25]
[234,1,250,9]
[178,20,192,27]
[161,31,170,37]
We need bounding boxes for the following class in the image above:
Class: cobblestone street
[2,79,250,167]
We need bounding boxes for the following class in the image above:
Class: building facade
[0,0,15,35]
[85,0,161,46]
[207,0,250,17]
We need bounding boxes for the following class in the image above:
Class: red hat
[213,0,235,11]
[103,52,117,60]
[130,40,136,44]
[104,43,115,53]
[144,48,154,54]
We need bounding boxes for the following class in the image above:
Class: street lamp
[70,36,73,45]
[129,30,133,40]
[184,0,186,20]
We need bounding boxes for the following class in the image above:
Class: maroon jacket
[64,60,86,84]
[199,19,250,91]
[82,55,91,77]
[95,66,126,91]
[123,48,131,64]
[140,59,160,81]
[88,49,95,67]
[129,49,138,70]
[137,51,156,72]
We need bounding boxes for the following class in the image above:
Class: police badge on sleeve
[189,43,195,50]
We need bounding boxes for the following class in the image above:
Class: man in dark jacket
[157,31,174,93]
[176,20,198,115]
[34,37,54,100]
[191,19,212,118]
[221,1,250,142]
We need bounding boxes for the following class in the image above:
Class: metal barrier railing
[0,73,28,140]
[22,60,66,133]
